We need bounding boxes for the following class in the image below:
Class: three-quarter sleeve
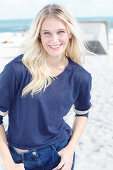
[0,63,18,125]
[74,73,92,118]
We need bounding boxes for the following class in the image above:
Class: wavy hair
[21,3,89,96]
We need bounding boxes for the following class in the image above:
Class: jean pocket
[43,147,61,170]
[53,139,69,153]
[52,146,61,159]
[23,158,43,170]
[8,143,22,163]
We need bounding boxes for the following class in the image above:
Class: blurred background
[0,0,113,44]
[0,0,113,170]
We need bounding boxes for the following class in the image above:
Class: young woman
[0,4,92,170]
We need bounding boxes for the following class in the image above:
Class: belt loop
[50,145,56,151]
[21,153,25,162]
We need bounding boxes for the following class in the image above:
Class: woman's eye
[58,31,65,34]
[44,32,50,35]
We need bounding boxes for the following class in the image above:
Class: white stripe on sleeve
[0,111,8,116]
[74,108,90,115]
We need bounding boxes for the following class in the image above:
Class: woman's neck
[46,55,68,77]
[46,55,68,69]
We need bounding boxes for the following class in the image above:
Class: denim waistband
[36,139,69,153]
[8,138,75,169]
[8,138,70,157]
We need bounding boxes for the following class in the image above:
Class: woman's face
[40,17,71,59]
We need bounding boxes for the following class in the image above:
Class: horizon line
[0,16,113,21]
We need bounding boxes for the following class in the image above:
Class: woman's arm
[52,116,88,170]
[67,116,87,152]
[0,124,14,165]
[0,124,25,170]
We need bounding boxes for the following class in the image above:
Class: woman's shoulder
[69,58,92,81]
[5,54,29,81]
[69,58,91,75]
[7,54,27,72]
[8,54,24,67]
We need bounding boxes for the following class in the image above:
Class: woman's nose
[51,34,59,43]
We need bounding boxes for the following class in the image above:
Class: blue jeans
[8,139,75,170]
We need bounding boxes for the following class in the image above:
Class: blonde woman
[0,4,92,170]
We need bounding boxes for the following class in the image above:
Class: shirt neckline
[50,56,71,79]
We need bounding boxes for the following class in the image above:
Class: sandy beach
[0,37,113,170]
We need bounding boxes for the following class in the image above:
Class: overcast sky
[0,0,113,20]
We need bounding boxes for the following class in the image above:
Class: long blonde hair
[21,4,88,97]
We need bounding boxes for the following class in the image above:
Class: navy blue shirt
[0,55,92,149]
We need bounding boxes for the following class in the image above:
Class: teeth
[49,44,61,48]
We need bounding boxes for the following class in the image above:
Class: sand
[0,41,113,170]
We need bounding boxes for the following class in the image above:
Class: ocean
[0,19,32,33]
[0,17,113,33]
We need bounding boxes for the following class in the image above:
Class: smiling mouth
[48,44,62,50]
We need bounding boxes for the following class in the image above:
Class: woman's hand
[5,162,25,170]
[52,146,75,170]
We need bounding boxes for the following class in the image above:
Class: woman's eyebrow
[42,29,65,32]
[42,30,49,32]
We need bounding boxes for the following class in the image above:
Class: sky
[0,0,113,20]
